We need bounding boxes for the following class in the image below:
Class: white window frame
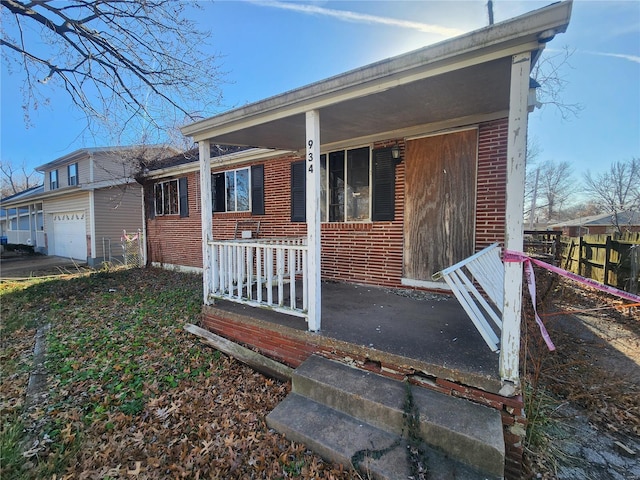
[50,170,58,190]
[214,166,251,213]
[68,163,78,186]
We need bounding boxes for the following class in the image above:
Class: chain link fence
[121,229,145,268]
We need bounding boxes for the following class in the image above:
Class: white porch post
[305,110,322,331]
[199,139,214,305]
[499,52,531,392]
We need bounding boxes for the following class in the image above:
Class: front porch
[202,279,502,394]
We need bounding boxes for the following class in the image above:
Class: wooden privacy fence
[560,232,640,294]
[524,230,562,265]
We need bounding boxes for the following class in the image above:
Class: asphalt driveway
[0,252,85,279]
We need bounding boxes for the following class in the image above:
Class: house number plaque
[307,139,314,172]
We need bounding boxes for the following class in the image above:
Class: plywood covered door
[404,129,477,281]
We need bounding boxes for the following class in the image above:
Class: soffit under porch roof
[182,2,572,152]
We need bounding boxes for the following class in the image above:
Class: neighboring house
[548,210,640,236]
[1,146,175,265]
[0,185,45,245]
[148,3,571,477]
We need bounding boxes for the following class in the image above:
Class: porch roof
[182,1,572,150]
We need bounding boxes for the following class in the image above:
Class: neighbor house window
[291,146,396,223]
[50,170,58,190]
[68,163,78,186]
[147,177,188,219]
[212,165,264,215]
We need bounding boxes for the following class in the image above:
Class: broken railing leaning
[432,243,503,352]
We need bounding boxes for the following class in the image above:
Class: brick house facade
[147,118,508,286]
[145,4,572,477]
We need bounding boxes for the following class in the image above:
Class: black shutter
[212,173,225,212]
[291,161,306,222]
[179,177,189,218]
[371,148,396,221]
[251,164,265,215]
[144,183,155,220]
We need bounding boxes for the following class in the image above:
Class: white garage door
[52,211,87,260]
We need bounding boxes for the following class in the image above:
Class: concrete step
[267,392,494,480]
[269,355,504,478]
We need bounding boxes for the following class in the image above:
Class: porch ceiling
[182,1,572,151]
[199,59,512,151]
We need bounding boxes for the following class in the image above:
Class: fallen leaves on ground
[1,268,353,479]
[523,271,640,476]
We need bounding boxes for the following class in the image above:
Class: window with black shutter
[153,177,189,218]
[291,145,396,223]
[211,166,264,213]
[211,172,225,212]
[291,161,306,222]
[251,164,264,215]
[371,147,396,221]
[144,183,155,220]
[179,177,189,218]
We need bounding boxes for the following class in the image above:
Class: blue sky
[1,0,639,183]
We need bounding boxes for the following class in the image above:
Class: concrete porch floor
[207,281,502,392]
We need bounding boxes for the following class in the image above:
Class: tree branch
[1,0,223,140]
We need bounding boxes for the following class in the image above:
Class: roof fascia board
[81,178,138,190]
[36,145,181,172]
[1,186,87,207]
[147,163,201,180]
[0,185,44,204]
[37,149,90,172]
[146,148,293,179]
[183,1,571,141]
[208,148,296,170]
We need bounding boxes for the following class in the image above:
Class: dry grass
[1,268,353,479]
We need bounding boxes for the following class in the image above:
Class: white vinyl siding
[91,151,138,183]
[93,185,143,260]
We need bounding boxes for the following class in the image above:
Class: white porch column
[199,139,214,305]
[305,110,322,331]
[499,52,531,392]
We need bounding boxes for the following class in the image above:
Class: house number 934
[308,139,313,173]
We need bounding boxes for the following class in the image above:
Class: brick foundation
[202,307,525,479]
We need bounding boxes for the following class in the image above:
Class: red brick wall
[148,119,509,281]
[476,118,508,250]
[146,171,203,269]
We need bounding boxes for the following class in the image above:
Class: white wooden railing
[208,237,308,318]
[7,230,32,245]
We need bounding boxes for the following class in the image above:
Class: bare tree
[531,46,583,120]
[536,160,576,222]
[1,0,223,138]
[524,139,543,228]
[0,160,42,197]
[583,158,640,233]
